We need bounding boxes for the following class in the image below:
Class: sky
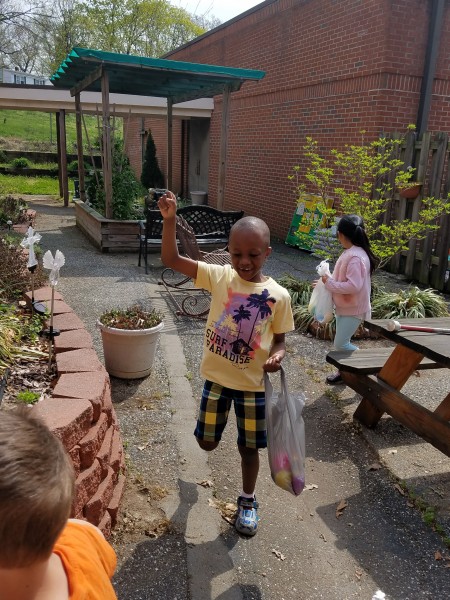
[172,0,264,24]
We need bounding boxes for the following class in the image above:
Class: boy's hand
[263,354,283,372]
[158,191,177,219]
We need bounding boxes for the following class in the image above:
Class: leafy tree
[140,129,164,190]
[77,0,205,57]
[1,0,214,77]
[289,127,450,269]
[38,0,89,76]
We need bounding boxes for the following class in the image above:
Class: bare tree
[0,0,51,70]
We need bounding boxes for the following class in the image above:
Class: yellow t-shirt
[195,263,294,391]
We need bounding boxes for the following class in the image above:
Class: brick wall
[126,0,450,241]
[25,287,125,538]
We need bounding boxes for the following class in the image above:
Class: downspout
[140,117,146,164]
[181,120,186,197]
[416,0,445,136]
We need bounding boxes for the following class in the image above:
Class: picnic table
[326,317,450,457]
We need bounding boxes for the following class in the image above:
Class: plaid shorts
[194,380,267,449]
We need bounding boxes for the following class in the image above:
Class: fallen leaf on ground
[435,550,443,561]
[305,483,318,490]
[394,483,405,496]
[208,497,236,524]
[272,549,286,560]
[197,479,214,488]
[388,449,398,455]
[336,499,348,518]
[367,462,382,471]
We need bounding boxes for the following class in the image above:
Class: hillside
[0,109,122,151]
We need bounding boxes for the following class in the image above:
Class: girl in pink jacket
[321,215,378,384]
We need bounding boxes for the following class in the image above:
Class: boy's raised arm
[158,192,198,280]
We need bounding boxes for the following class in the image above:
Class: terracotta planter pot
[399,183,422,199]
[97,320,164,379]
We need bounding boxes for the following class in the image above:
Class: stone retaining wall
[24,286,125,537]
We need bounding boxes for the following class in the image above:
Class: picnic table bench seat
[326,348,441,374]
[138,205,244,273]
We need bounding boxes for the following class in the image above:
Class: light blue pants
[333,315,362,351]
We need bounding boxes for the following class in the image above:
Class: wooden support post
[101,70,113,219]
[167,97,173,191]
[419,132,448,284]
[74,94,86,202]
[57,110,69,207]
[390,130,416,273]
[217,84,231,210]
[405,132,432,279]
[55,112,63,198]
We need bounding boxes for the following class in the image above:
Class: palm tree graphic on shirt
[230,289,276,355]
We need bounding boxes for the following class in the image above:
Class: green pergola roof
[51,47,265,104]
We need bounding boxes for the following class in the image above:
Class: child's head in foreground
[0,409,74,568]
[228,216,272,283]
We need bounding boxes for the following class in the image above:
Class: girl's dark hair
[337,214,379,274]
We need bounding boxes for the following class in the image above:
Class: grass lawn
[0,109,121,148]
[0,174,66,195]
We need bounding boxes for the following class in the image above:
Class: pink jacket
[324,246,371,318]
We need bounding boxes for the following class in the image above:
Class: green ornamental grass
[370,286,449,319]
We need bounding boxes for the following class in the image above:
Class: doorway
[188,118,210,195]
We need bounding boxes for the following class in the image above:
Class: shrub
[276,274,312,306]
[141,130,165,190]
[0,195,28,225]
[0,236,46,301]
[11,157,30,169]
[67,159,90,175]
[16,390,40,404]
[0,150,7,163]
[86,138,145,219]
[67,159,79,174]
[290,127,450,268]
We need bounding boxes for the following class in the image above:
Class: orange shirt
[53,521,117,600]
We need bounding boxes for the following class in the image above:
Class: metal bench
[138,205,244,273]
[159,215,232,319]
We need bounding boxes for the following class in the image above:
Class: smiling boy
[159,192,294,536]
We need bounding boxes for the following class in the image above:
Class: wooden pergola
[51,47,265,217]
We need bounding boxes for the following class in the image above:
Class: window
[14,74,26,84]
[34,78,45,85]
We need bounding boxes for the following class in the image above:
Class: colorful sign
[285,194,330,251]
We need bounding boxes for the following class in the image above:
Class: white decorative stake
[20,226,41,268]
[42,250,65,370]
[43,249,65,286]
[21,227,45,314]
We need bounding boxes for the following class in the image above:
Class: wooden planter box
[74,200,140,252]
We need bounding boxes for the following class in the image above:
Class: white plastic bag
[264,367,306,496]
[308,259,334,323]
